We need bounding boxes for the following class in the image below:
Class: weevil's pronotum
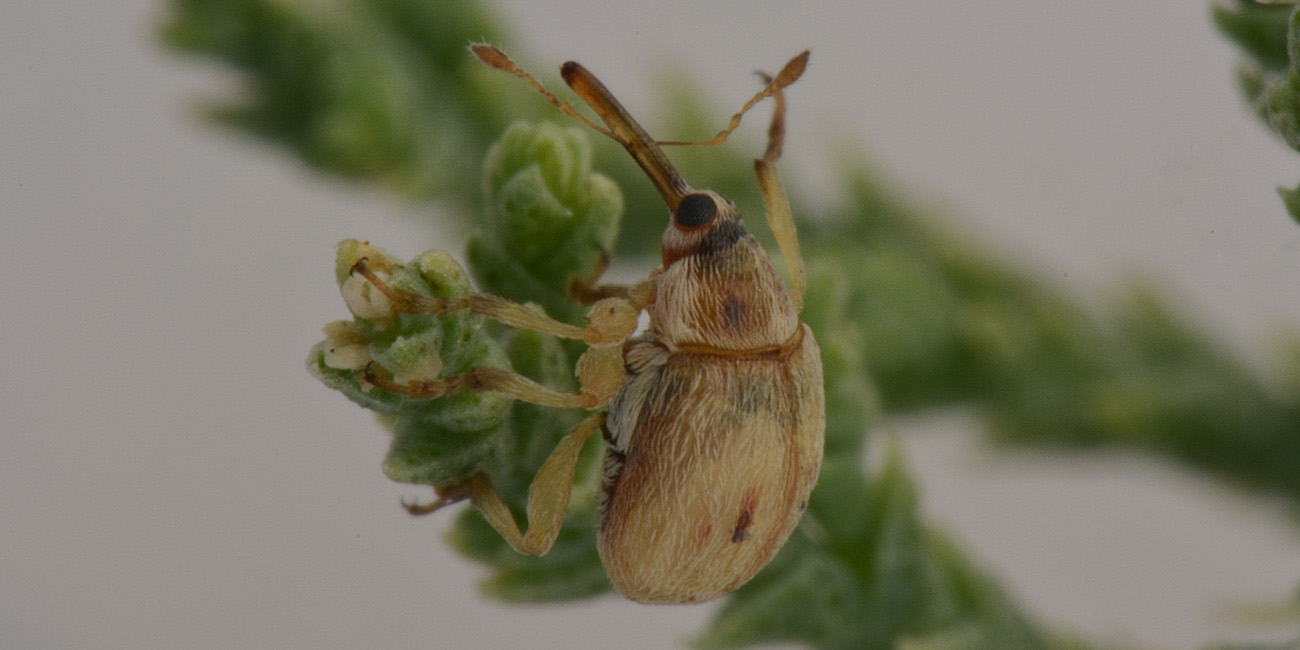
[352,44,824,604]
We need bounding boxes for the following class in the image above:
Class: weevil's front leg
[566,250,616,305]
[753,80,806,311]
[409,412,606,555]
[351,258,639,345]
[569,257,660,309]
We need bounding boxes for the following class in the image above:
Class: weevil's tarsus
[566,250,612,304]
[569,261,660,309]
[441,414,607,555]
[657,50,810,149]
[561,60,692,210]
[349,257,450,314]
[401,496,445,515]
[365,361,607,408]
[752,77,806,310]
[402,480,474,516]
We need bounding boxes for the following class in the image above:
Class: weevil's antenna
[470,43,691,210]
[560,60,692,210]
[470,43,617,140]
[657,50,809,148]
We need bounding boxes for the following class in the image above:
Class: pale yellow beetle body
[602,334,823,603]
[600,198,824,603]
[354,46,822,604]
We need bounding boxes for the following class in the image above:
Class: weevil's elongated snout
[560,61,692,211]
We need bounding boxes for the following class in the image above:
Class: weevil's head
[556,61,752,268]
[660,190,749,267]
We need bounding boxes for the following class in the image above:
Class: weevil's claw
[362,360,461,399]
[349,258,405,305]
[348,256,370,276]
[401,496,446,515]
[348,256,451,316]
[361,360,386,388]
[362,361,415,395]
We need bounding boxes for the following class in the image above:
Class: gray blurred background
[3,1,1300,648]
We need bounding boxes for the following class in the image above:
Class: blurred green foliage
[164,1,1300,648]
[1213,0,1300,222]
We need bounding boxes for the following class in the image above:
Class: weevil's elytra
[359,44,823,605]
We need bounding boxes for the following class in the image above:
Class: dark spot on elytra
[730,510,753,543]
[723,297,747,329]
[731,488,760,543]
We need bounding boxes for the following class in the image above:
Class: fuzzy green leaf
[1213,1,1295,72]
[1214,1,1300,218]
[468,122,621,324]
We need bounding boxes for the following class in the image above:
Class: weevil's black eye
[674,193,717,228]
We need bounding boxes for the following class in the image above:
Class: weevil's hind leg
[753,78,807,310]
[429,412,606,555]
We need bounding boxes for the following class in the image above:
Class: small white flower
[340,273,394,321]
[320,320,371,370]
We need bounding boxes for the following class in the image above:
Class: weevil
[351,44,823,604]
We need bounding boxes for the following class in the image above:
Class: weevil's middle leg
[568,253,660,309]
[418,412,606,555]
[365,342,625,409]
[753,80,806,311]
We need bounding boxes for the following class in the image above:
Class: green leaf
[160,0,516,199]
[1212,1,1295,72]
[1280,179,1300,222]
[1214,1,1300,218]
[468,122,621,324]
